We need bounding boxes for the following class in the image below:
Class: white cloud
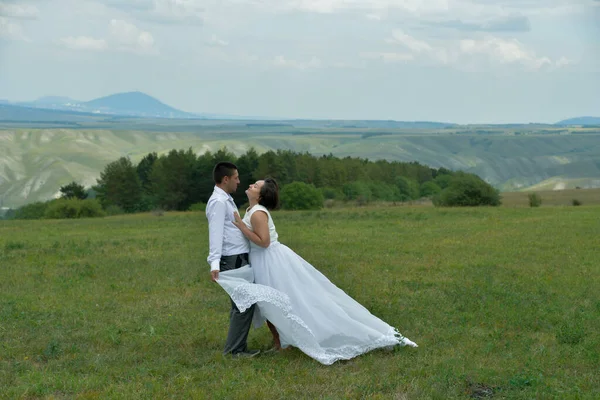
[101,0,204,24]
[149,0,204,23]
[387,30,434,53]
[206,34,228,47]
[58,20,157,55]
[459,37,553,69]
[60,36,108,51]
[108,19,157,55]
[273,55,321,69]
[0,16,29,41]
[360,52,414,63]
[278,0,450,14]
[383,30,569,70]
[0,3,39,19]
[386,29,452,64]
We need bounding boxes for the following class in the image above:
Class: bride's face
[246,180,264,201]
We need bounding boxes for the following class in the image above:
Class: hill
[84,91,194,118]
[1,126,600,208]
[555,116,600,126]
[4,92,197,120]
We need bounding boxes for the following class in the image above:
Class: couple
[206,161,417,365]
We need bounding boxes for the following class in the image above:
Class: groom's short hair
[213,162,238,183]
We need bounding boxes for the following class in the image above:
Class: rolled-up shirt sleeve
[206,200,227,271]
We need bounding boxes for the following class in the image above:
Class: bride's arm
[233,211,270,248]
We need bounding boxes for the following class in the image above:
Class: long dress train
[216,205,417,365]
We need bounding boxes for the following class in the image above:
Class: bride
[218,177,417,365]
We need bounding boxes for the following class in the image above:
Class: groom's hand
[211,270,219,282]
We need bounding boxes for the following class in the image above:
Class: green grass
[1,206,599,399]
[500,188,600,207]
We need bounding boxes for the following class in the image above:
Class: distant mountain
[0,103,103,123]
[7,91,199,119]
[84,91,194,118]
[555,117,600,126]
[34,96,81,105]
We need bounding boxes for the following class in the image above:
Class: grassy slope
[1,128,600,208]
[1,206,599,398]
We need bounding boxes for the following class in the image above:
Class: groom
[206,161,260,358]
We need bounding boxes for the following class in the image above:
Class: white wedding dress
[216,204,417,365]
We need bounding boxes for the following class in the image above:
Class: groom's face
[223,170,240,194]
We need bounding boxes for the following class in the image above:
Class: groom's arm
[207,200,226,281]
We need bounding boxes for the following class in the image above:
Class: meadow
[1,205,599,399]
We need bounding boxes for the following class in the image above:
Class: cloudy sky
[0,0,598,123]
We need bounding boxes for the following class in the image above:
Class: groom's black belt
[219,253,249,271]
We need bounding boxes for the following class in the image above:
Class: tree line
[6,147,501,219]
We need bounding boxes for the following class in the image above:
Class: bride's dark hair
[259,177,279,210]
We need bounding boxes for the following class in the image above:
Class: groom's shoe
[230,349,260,359]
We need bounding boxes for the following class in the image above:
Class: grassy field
[1,206,599,399]
[500,188,600,207]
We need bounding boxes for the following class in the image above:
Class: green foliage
[150,148,198,211]
[136,152,158,194]
[77,199,106,218]
[59,181,88,200]
[420,181,442,198]
[572,199,582,206]
[44,199,106,219]
[94,157,142,213]
[14,201,49,220]
[395,176,420,201]
[433,173,501,207]
[105,205,125,216]
[368,182,400,202]
[234,147,260,205]
[342,181,372,203]
[434,174,453,189]
[320,187,344,201]
[528,193,542,207]
[44,199,79,219]
[280,181,324,210]
[67,146,467,214]
[189,202,206,212]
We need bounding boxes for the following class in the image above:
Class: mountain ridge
[2,91,598,125]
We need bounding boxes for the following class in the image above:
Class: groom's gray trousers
[220,253,256,354]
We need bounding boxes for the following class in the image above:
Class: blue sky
[0,0,598,123]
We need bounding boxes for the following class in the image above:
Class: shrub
[320,187,344,201]
[105,205,124,216]
[572,199,582,206]
[420,181,442,198]
[189,202,207,212]
[433,173,501,207]
[44,199,105,219]
[528,193,542,207]
[395,176,419,201]
[44,199,80,219]
[14,201,49,220]
[280,181,324,210]
[77,199,106,218]
[368,182,400,202]
[342,181,372,202]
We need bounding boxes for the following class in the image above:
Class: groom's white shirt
[206,185,250,272]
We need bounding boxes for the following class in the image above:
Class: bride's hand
[232,211,244,229]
